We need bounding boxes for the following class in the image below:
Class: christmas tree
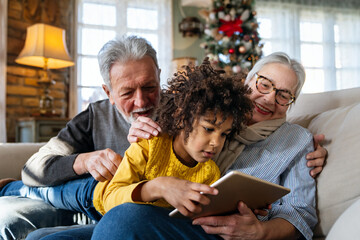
[200,0,262,74]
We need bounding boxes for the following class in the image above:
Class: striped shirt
[229,122,317,240]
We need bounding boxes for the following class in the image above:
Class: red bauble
[229,48,235,54]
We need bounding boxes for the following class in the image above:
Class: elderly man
[0,35,161,239]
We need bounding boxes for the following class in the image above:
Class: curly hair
[156,58,253,141]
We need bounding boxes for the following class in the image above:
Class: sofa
[0,87,359,239]
[287,87,360,240]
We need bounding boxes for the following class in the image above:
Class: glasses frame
[255,73,296,106]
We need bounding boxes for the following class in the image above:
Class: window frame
[256,3,360,94]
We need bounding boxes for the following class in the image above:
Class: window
[256,2,360,93]
[0,0,7,142]
[73,0,172,114]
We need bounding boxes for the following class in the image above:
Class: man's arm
[22,103,123,186]
[22,137,77,186]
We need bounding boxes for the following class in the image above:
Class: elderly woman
[28,52,325,240]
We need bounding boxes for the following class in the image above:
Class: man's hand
[306,134,327,178]
[73,149,122,182]
[127,116,161,143]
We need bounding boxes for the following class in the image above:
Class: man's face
[103,56,161,123]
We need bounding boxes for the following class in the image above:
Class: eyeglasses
[255,73,296,106]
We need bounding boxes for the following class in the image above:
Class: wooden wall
[6,0,74,142]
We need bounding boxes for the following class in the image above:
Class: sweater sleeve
[22,106,95,187]
[99,139,149,214]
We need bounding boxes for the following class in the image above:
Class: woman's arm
[193,201,300,240]
[306,134,327,177]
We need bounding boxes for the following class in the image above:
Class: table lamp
[15,23,74,116]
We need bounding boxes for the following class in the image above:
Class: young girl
[0,58,253,220]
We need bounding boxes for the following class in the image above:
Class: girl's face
[248,63,298,125]
[173,112,233,167]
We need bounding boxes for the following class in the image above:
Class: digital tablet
[169,170,290,218]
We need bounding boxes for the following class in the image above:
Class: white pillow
[326,198,360,240]
[306,103,360,237]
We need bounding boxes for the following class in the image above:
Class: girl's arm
[134,176,218,217]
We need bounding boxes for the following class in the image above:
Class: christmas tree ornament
[239,45,246,53]
[232,65,242,73]
[240,9,250,21]
[201,0,262,73]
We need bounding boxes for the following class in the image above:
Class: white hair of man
[245,52,306,100]
[97,35,159,90]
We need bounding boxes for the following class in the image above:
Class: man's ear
[158,68,161,82]
[102,84,115,105]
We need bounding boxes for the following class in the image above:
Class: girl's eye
[203,127,214,132]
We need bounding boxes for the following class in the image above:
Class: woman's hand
[193,201,265,240]
[140,177,218,217]
[127,116,162,143]
[193,201,297,240]
[306,134,328,178]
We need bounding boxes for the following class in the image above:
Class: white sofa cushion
[326,199,360,240]
[306,102,360,238]
[0,143,45,179]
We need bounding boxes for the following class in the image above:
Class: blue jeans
[92,203,221,240]
[26,203,221,240]
[25,225,96,240]
[0,176,102,221]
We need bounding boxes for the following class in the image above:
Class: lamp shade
[15,23,74,69]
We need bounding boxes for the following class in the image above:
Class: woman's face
[248,63,298,125]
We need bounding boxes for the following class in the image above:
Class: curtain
[122,0,173,85]
[257,0,360,9]
[255,1,360,93]
[0,0,7,142]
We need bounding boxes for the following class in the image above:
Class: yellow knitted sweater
[93,133,220,215]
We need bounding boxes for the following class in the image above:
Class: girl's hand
[141,177,218,217]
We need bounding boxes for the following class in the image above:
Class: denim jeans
[92,203,221,240]
[25,224,96,240]
[0,176,102,222]
[25,204,221,240]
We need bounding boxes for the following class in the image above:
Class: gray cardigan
[22,99,131,187]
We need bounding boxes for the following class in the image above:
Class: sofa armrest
[0,143,45,179]
[326,198,360,240]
